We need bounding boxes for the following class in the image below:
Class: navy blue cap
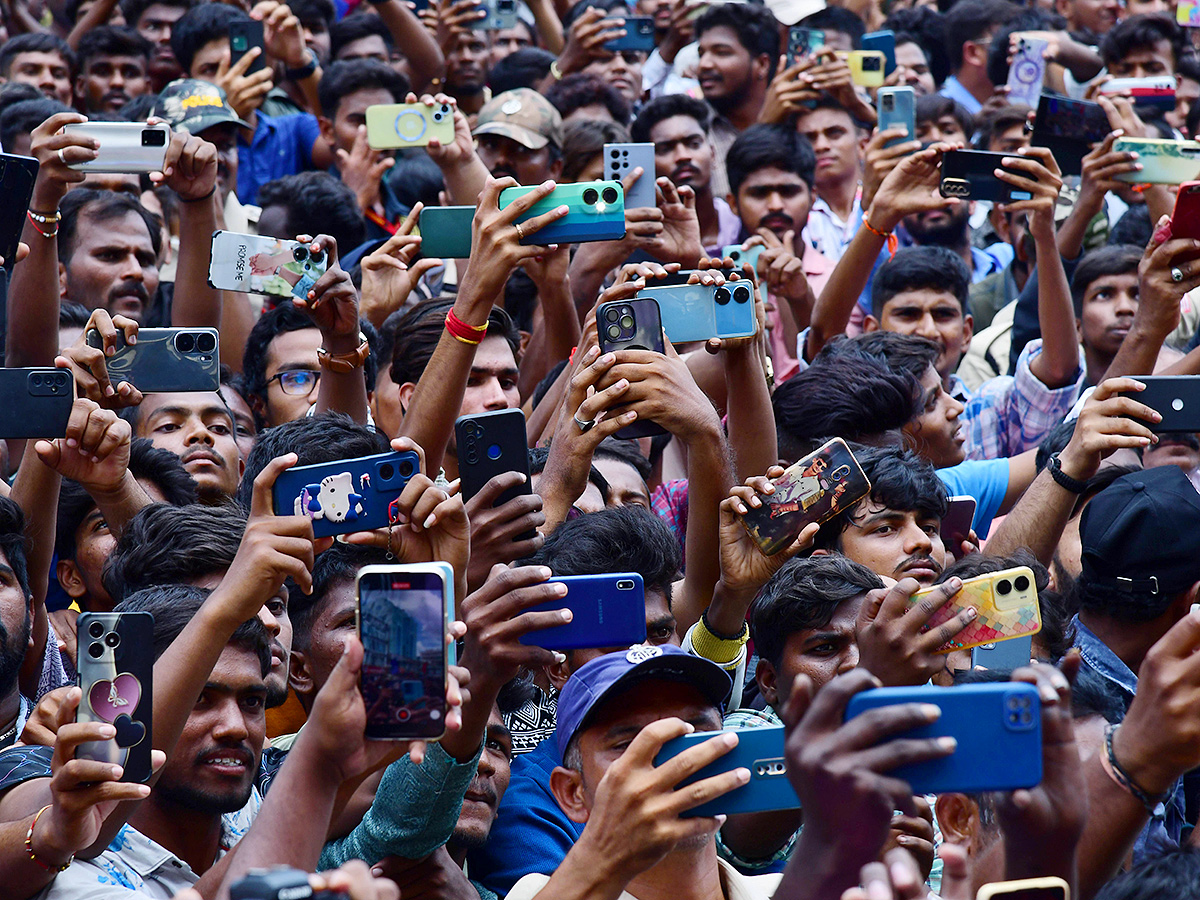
[555,645,732,759]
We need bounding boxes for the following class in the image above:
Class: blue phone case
[654,725,801,817]
[862,30,896,75]
[517,573,646,650]
[877,86,915,149]
[722,243,764,273]
[637,281,757,343]
[500,181,626,245]
[843,683,1042,794]
[605,16,656,52]
[272,450,421,538]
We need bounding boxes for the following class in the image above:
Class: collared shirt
[939,75,982,115]
[235,111,321,205]
[705,197,744,258]
[1072,615,1185,862]
[804,191,862,263]
[970,244,1014,284]
[709,112,737,200]
[505,856,781,900]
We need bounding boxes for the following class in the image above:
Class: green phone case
[419,206,474,258]
[499,181,626,245]
[1114,138,1200,184]
[365,102,456,150]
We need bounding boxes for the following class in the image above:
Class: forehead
[740,165,805,190]
[797,107,854,132]
[199,123,238,150]
[583,679,720,738]
[86,53,146,69]
[207,643,267,691]
[337,87,399,117]
[649,114,705,143]
[593,455,648,492]
[140,3,186,24]
[883,287,962,312]
[74,208,155,248]
[10,51,69,69]
[472,334,518,370]
[267,326,321,366]
[1120,40,1173,63]
[783,593,866,643]
[698,25,746,51]
[895,41,927,63]
[1084,271,1138,297]
[140,390,229,419]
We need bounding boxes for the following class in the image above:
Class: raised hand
[720,469,820,597]
[54,309,142,408]
[152,125,219,201]
[337,125,395,214]
[648,176,704,267]
[867,142,961,233]
[1055,377,1160,483]
[216,44,274,121]
[556,6,625,77]
[291,233,361,339]
[29,112,99,209]
[359,205,441,327]
[463,473,545,591]
[34,398,133,493]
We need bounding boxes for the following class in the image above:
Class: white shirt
[505,857,781,900]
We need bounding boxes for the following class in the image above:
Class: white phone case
[62,122,171,173]
[208,230,328,299]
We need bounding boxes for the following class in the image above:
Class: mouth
[898,559,941,582]
[110,294,145,316]
[463,786,497,809]
[698,74,720,89]
[105,93,129,107]
[761,215,793,232]
[816,157,836,169]
[672,165,699,182]
[199,748,252,776]
[183,449,223,469]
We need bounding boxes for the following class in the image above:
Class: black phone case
[940,150,1035,203]
[77,612,154,783]
[0,368,74,439]
[0,154,38,271]
[1127,376,1200,432]
[272,450,422,537]
[229,20,266,74]
[1031,93,1109,177]
[597,297,668,439]
[85,327,220,393]
[455,408,535,542]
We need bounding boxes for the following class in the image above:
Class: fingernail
[937,736,958,751]
[423,514,436,528]
[99,724,116,737]
[554,582,568,596]
[111,765,123,778]
[552,651,567,664]
[966,607,978,619]
[1040,683,1057,703]
[921,704,941,720]
[67,438,77,448]
[561,609,573,622]
[539,566,553,578]
[736,767,750,783]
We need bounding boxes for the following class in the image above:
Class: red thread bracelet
[861,213,898,259]
[445,310,486,345]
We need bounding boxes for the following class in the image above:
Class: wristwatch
[317,332,370,373]
[1047,452,1088,494]
[285,51,318,81]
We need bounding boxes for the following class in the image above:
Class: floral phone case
[911,565,1042,653]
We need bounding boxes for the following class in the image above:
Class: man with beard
[74,26,151,115]
[0,499,35,750]
[902,192,1014,285]
[122,0,193,92]
[693,3,779,199]
[631,93,741,255]
[473,88,564,185]
[445,29,491,119]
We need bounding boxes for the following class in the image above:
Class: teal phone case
[723,243,764,273]
[419,206,474,258]
[636,281,757,343]
[499,181,626,245]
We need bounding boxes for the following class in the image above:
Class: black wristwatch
[285,51,318,81]
[1048,452,1088,494]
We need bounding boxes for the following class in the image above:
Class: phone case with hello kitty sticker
[910,566,1043,654]
[76,612,153,783]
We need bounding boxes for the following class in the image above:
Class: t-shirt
[937,458,1010,537]
[505,857,781,900]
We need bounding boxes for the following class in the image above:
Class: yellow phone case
[911,566,1042,654]
[839,50,886,87]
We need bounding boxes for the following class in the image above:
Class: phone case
[786,26,823,66]
[605,16,656,51]
[1114,138,1200,184]
[971,634,1034,671]
[366,102,456,149]
[1172,182,1200,241]
[844,683,1042,794]
[739,438,871,556]
[1006,37,1048,108]
[1101,76,1176,111]
[939,495,976,548]
[271,449,422,538]
[596,297,668,439]
[723,244,764,276]
[910,565,1042,653]
[0,153,37,271]
[517,573,647,650]
[229,20,265,74]
[862,30,896,75]
[655,725,800,817]
[636,280,757,344]
[1122,375,1200,431]
[419,205,474,258]
[472,0,517,30]
[455,408,535,542]
[877,87,915,149]
[1031,94,1109,177]
[499,181,626,245]
[76,612,154,783]
[976,876,1069,900]
[62,123,171,173]
[85,327,219,393]
[1179,0,1200,26]
[208,231,328,299]
[356,564,449,740]
[0,368,74,439]
[940,150,1034,202]
[604,143,656,209]
[846,50,885,87]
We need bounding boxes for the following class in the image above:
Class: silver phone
[62,122,171,173]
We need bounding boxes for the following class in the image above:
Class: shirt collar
[1072,615,1137,699]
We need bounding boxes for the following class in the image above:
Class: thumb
[216,54,230,79]
[335,147,350,168]
[326,634,364,693]
[34,439,63,469]
[936,842,973,900]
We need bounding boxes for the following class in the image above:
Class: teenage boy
[1070,244,1142,387]
[794,97,867,264]
[74,26,151,114]
[1100,12,1184,80]
[0,34,75,106]
[122,0,192,91]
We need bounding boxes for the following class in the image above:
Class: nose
[257,605,281,638]
[914,312,940,341]
[839,645,860,673]
[1115,290,1138,314]
[480,376,509,410]
[766,190,785,211]
[477,751,496,778]
[211,698,251,743]
[185,417,216,446]
[118,253,144,282]
[903,520,934,556]
[947,394,963,420]
[111,69,125,87]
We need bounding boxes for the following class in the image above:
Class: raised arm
[156,129,222,329]
[374,0,446,91]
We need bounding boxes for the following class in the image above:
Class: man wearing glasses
[938,0,1020,115]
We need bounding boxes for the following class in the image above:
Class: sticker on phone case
[247,242,327,299]
[295,472,367,524]
[88,673,147,755]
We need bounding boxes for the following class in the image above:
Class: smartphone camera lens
[1014,574,1030,592]
[31,374,41,386]
[606,307,619,322]
[378,463,395,481]
[996,579,1012,595]
[714,286,731,305]
[196,332,217,353]
[142,129,166,147]
[733,284,751,303]
[610,149,620,159]
[56,373,67,386]
[620,314,634,330]
[104,632,121,648]
[602,187,619,204]
[398,459,415,478]
[89,642,105,659]
[309,248,325,265]
[175,332,196,353]
[89,620,105,639]
[607,323,621,339]
[883,95,893,110]
[582,188,599,205]
[292,246,307,263]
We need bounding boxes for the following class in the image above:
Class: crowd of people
[2,0,1200,896]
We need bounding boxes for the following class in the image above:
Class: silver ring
[573,414,595,433]
[1172,266,1185,283]
[514,221,525,241]
[57,148,67,165]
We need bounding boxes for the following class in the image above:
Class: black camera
[230,867,348,900]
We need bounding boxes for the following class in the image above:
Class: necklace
[0,719,17,747]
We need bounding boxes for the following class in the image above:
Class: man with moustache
[473,88,564,186]
[445,30,491,119]
[903,196,1014,285]
[74,26,151,115]
[122,0,193,92]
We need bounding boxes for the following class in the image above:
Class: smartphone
[366,101,455,149]
[636,280,757,344]
[271,449,422,538]
[499,181,626,245]
[1006,36,1047,109]
[229,19,266,75]
[910,565,1042,653]
[862,29,896,75]
[1172,181,1200,240]
[976,877,1069,900]
[0,153,37,272]
[517,572,647,650]
[62,122,171,173]
[1120,375,1200,431]
[877,86,916,149]
[1114,137,1200,184]
[844,683,1042,794]
[786,26,824,66]
[418,205,474,258]
[0,368,74,439]
[1179,0,1200,26]
[85,327,219,393]
[603,142,656,209]
[845,50,886,88]
[1100,75,1176,111]
[596,296,667,439]
[356,563,449,740]
[76,611,154,783]
[605,15,656,52]
[939,495,976,548]
[722,243,764,273]
[455,408,535,543]
[208,231,328,299]
[739,438,872,556]
[971,634,1034,671]
[654,725,801,817]
[472,0,517,30]
[941,150,1035,202]
[1031,94,1109,177]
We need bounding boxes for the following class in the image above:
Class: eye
[155,422,180,433]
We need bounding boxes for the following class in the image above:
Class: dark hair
[170,3,247,74]
[631,92,711,142]
[528,445,612,503]
[1093,848,1200,900]
[1180,51,1200,83]
[814,445,949,551]
[59,188,163,264]
[1100,12,1185,70]
[120,92,159,123]
[256,171,367,255]
[0,81,44,111]
[1070,244,1142,316]
[524,506,682,603]
[0,97,73,152]
[318,59,409,118]
[384,152,445,211]
[290,542,390,650]
[55,438,198,561]
[750,555,883,670]
[797,6,865,47]
[498,674,541,716]
[547,73,632,125]
[562,0,627,27]
[871,246,970,320]
[330,13,394,59]
[60,300,93,329]
[288,0,336,31]
[560,118,630,182]
[1108,205,1152,248]
[825,331,940,382]
[973,103,1033,151]
[943,0,1019,70]
[116,583,271,674]
[694,2,782,82]
[0,33,76,79]
[726,123,816,197]
[236,412,388,509]
[0,498,31,600]
[121,0,192,28]
[77,25,152,68]
[389,297,520,387]
[1034,418,1078,473]
[102,501,246,602]
[914,93,975,138]
[489,47,556,94]
[885,6,951,83]
[593,436,652,482]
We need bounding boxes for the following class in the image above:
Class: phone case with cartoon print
[208,231,328,299]
[76,612,154,783]
[910,565,1043,654]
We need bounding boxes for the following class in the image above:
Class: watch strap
[317,332,370,374]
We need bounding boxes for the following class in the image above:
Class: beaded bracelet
[25,805,74,873]
[27,210,60,224]
[26,211,58,239]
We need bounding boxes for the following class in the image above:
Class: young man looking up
[1071,244,1143,387]
[938,0,1019,114]
[794,96,867,264]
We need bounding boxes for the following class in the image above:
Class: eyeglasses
[268,369,321,396]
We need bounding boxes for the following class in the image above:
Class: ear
[56,559,88,600]
[545,657,571,691]
[73,75,86,104]
[752,52,772,83]
[317,115,336,148]
[756,657,780,708]
[727,192,739,217]
[288,647,315,699]
[549,765,590,824]
[962,41,987,70]
[398,381,417,416]
[862,314,880,333]
[935,793,980,849]
[549,155,564,181]
[960,312,974,355]
[59,262,70,300]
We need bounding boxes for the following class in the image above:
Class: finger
[250,453,299,518]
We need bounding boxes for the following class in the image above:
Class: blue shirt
[236,111,321,205]
[936,458,1009,537]
[939,75,982,115]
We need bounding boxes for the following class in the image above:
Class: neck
[624,842,726,900]
[817,174,859,222]
[720,84,766,132]
[0,688,20,741]
[955,65,993,105]
[1083,345,1113,387]
[1077,609,1181,676]
[454,88,487,116]
[129,797,225,876]
[448,839,468,868]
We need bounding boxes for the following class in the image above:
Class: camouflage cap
[473,88,564,151]
[152,79,250,135]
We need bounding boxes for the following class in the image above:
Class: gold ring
[514,222,525,241]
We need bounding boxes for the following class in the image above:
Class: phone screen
[983,887,1067,900]
[358,570,447,739]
